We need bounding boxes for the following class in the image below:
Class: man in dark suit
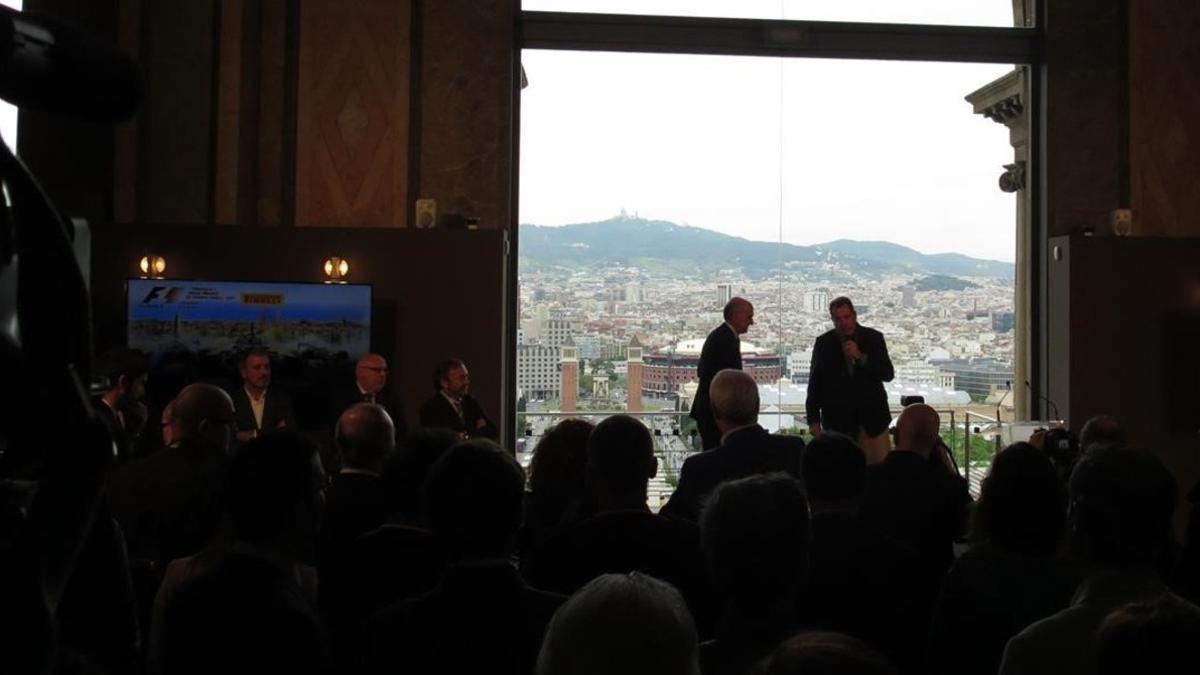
[93,348,149,463]
[330,353,407,439]
[418,358,496,441]
[690,297,754,450]
[230,348,296,444]
[663,369,804,522]
[805,296,895,464]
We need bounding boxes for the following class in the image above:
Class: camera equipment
[900,395,925,406]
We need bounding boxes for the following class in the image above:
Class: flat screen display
[127,279,371,360]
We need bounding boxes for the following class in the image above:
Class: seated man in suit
[93,347,150,463]
[661,369,805,522]
[418,358,496,441]
[230,348,296,444]
[331,353,407,439]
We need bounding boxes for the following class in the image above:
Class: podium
[999,420,1066,447]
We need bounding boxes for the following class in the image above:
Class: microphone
[1024,380,1061,423]
[0,7,143,123]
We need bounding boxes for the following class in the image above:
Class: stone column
[966,68,1028,421]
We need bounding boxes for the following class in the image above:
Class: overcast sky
[519,1,1019,262]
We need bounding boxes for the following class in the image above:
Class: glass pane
[522,0,1020,29]
[518,49,1017,504]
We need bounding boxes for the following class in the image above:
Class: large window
[515,5,1033,501]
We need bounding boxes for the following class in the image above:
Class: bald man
[109,383,236,565]
[332,353,406,440]
[860,404,970,580]
[690,297,754,450]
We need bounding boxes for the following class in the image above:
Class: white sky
[0,0,22,151]
[518,1,1020,262]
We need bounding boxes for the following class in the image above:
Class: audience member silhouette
[1094,594,1200,675]
[797,431,925,673]
[318,403,396,666]
[365,439,565,675]
[662,369,804,521]
[109,383,235,567]
[523,415,716,637]
[160,431,330,675]
[1078,414,1124,452]
[999,445,1178,675]
[522,418,596,551]
[859,404,969,583]
[927,441,1075,675]
[328,428,457,670]
[1173,479,1200,606]
[700,473,810,675]
[536,572,701,675]
[754,631,896,675]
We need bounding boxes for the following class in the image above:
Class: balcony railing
[517,406,989,503]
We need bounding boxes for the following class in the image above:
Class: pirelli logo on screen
[241,293,284,306]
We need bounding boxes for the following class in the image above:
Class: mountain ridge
[519,216,1014,278]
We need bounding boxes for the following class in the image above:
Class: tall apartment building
[517,344,561,400]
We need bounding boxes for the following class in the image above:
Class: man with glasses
[332,353,406,440]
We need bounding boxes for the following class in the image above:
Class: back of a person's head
[755,631,895,675]
[970,442,1066,555]
[226,431,323,545]
[1095,594,1200,675]
[536,572,700,675]
[335,403,395,470]
[701,473,810,604]
[1068,446,1177,569]
[802,432,866,503]
[587,415,655,499]
[709,369,759,427]
[422,439,525,559]
[528,418,594,504]
[382,426,458,520]
[1080,414,1125,452]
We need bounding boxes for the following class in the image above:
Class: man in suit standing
[93,348,150,463]
[231,348,296,444]
[690,297,754,450]
[418,358,496,441]
[663,369,804,522]
[805,296,895,464]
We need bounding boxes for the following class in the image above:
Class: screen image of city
[127,279,371,360]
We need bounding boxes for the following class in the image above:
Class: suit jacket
[805,325,895,437]
[231,387,296,435]
[660,424,804,522]
[689,323,743,425]
[330,383,407,438]
[418,392,496,440]
[161,549,331,675]
[317,472,389,579]
[520,509,717,637]
[859,450,971,580]
[108,439,228,566]
[93,397,137,464]
[365,561,564,675]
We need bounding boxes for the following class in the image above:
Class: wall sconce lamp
[139,254,167,279]
[323,256,349,283]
